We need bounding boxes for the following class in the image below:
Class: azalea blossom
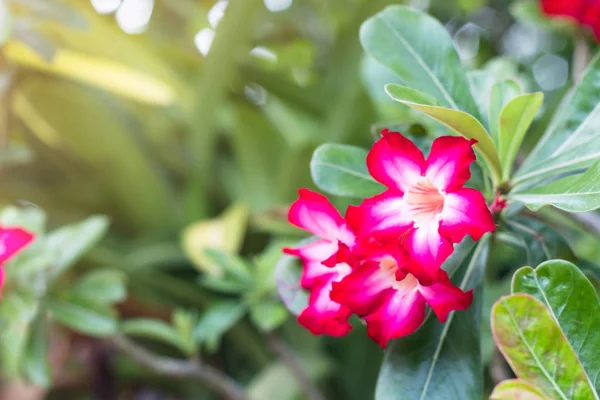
[283,189,355,336]
[0,226,35,292]
[347,130,494,282]
[330,242,472,348]
[540,0,600,40]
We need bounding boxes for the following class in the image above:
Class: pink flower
[283,189,356,336]
[330,242,472,348]
[347,130,494,282]
[0,227,35,292]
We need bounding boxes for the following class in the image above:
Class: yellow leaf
[4,41,176,106]
[181,204,249,276]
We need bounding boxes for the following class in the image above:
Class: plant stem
[110,334,247,400]
[266,333,326,400]
[573,32,590,83]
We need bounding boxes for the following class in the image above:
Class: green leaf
[274,242,310,316]
[498,92,542,180]
[22,315,51,387]
[492,294,597,400]
[512,260,600,394]
[385,84,501,183]
[510,160,600,212]
[490,379,549,400]
[515,52,600,185]
[360,5,480,118]
[122,318,192,355]
[310,144,383,198]
[375,238,487,400]
[0,292,38,376]
[47,296,117,337]
[249,302,288,332]
[0,206,46,234]
[505,217,573,268]
[45,215,110,280]
[173,309,196,355]
[203,248,253,283]
[193,301,246,351]
[69,269,127,304]
[489,80,522,146]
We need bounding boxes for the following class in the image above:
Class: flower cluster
[541,0,600,40]
[284,130,495,347]
[0,226,34,293]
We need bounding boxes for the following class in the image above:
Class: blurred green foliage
[0,0,598,399]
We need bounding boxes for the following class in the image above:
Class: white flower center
[404,177,445,228]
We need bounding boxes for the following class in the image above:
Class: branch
[110,334,247,400]
[573,32,590,83]
[266,333,326,400]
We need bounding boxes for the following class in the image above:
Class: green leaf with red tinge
[492,294,597,400]
[490,379,549,400]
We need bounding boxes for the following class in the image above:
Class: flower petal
[288,189,348,241]
[541,0,587,19]
[346,191,413,240]
[418,271,473,322]
[331,261,393,315]
[425,136,476,192]
[403,221,453,281]
[298,270,353,337]
[0,228,34,265]
[284,239,339,288]
[364,286,426,348]
[367,130,426,193]
[439,188,495,242]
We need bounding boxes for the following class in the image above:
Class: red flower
[330,242,472,348]
[284,189,355,336]
[541,0,600,40]
[0,227,35,292]
[347,131,494,282]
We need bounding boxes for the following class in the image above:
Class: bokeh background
[0,0,597,399]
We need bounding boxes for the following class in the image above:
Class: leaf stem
[110,334,247,400]
[266,333,326,400]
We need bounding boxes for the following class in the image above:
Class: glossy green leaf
[45,215,110,280]
[193,301,246,351]
[360,5,480,118]
[510,160,600,212]
[375,238,486,400]
[492,294,597,399]
[512,260,600,393]
[515,52,600,185]
[122,318,192,354]
[310,144,383,198]
[490,379,549,400]
[498,92,543,180]
[489,80,522,146]
[69,269,127,304]
[47,296,118,337]
[385,84,501,183]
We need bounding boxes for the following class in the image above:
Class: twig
[110,334,247,400]
[573,32,590,83]
[266,333,326,400]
